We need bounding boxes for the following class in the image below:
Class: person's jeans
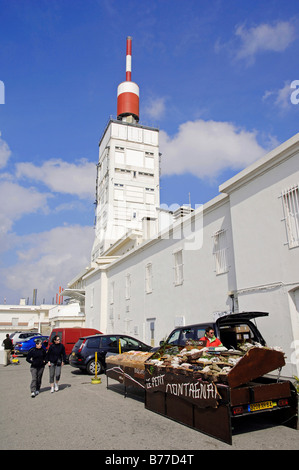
[30,367,44,392]
[49,363,61,383]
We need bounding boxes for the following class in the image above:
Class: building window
[213,229,229,274]
[109,306,114,320]
[90,287,94,308]
[281,185,299,248]
[110,282,114,304]
[173,249,183,286]
[145,263,153,294]
[125,273,131,300]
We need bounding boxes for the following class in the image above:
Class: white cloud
[144,97,166,120]
[0,179,50,234]
[160,119,268,179]
[16,158,96,199]
[0,135,11,169]
[235,21,296,62]
[263,81,294,110]
[0,225,94,304]
[0,136,96,304]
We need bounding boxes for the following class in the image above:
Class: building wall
[84,268,107,333]
[220,138,299,376]
[102,194,236,346]
[83,134,299,378]
[0,305,52,344]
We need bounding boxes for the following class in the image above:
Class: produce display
[147,341,285,386]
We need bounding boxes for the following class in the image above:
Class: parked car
[161,312,268,349]
[70,334,152,375]
[47,327,102,362]
[14,335,49,356]
[10,331,42,345]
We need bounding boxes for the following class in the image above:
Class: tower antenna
[117,36,140,122]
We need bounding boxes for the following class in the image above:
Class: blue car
[14,335,49,356]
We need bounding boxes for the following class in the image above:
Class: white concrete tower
[91,37,160,260]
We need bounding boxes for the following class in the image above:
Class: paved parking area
[0,357,298,451]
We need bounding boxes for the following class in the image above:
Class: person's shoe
[31,392,35,398]
[50,386,55,393]
[54,383,59,392]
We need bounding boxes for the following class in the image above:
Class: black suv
[162,312,268,349]
[70,334,152,375]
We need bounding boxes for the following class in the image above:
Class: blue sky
[0,0,298,304]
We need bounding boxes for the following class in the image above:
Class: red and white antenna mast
[117,36,139,122]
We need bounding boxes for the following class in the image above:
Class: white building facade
[67,132,299,379]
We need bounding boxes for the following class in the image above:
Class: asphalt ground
[0,357,298,453]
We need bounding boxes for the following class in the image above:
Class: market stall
[106,342,298,444]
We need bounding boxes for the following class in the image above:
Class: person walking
[26,339,47,397]
[46,335,66,393]
[2,334,13,366]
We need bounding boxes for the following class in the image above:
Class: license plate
[249,401,276,412]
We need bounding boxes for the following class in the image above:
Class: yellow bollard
[91,351,101,384]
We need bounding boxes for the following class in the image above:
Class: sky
[0,0,298,305]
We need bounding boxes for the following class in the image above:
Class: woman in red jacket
[200,327,223,347]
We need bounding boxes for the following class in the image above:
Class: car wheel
[86,358,103,375]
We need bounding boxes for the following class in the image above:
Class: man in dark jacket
[26,339,46,397]
[2,334,13,366]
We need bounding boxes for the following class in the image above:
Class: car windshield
[74,339,84,350]
[167,330,180,345]
[167,327,207,345]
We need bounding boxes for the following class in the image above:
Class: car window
[86,337,101,348]
[100,336,118,349]
[195,329,206,341]
[120,337,140,349]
